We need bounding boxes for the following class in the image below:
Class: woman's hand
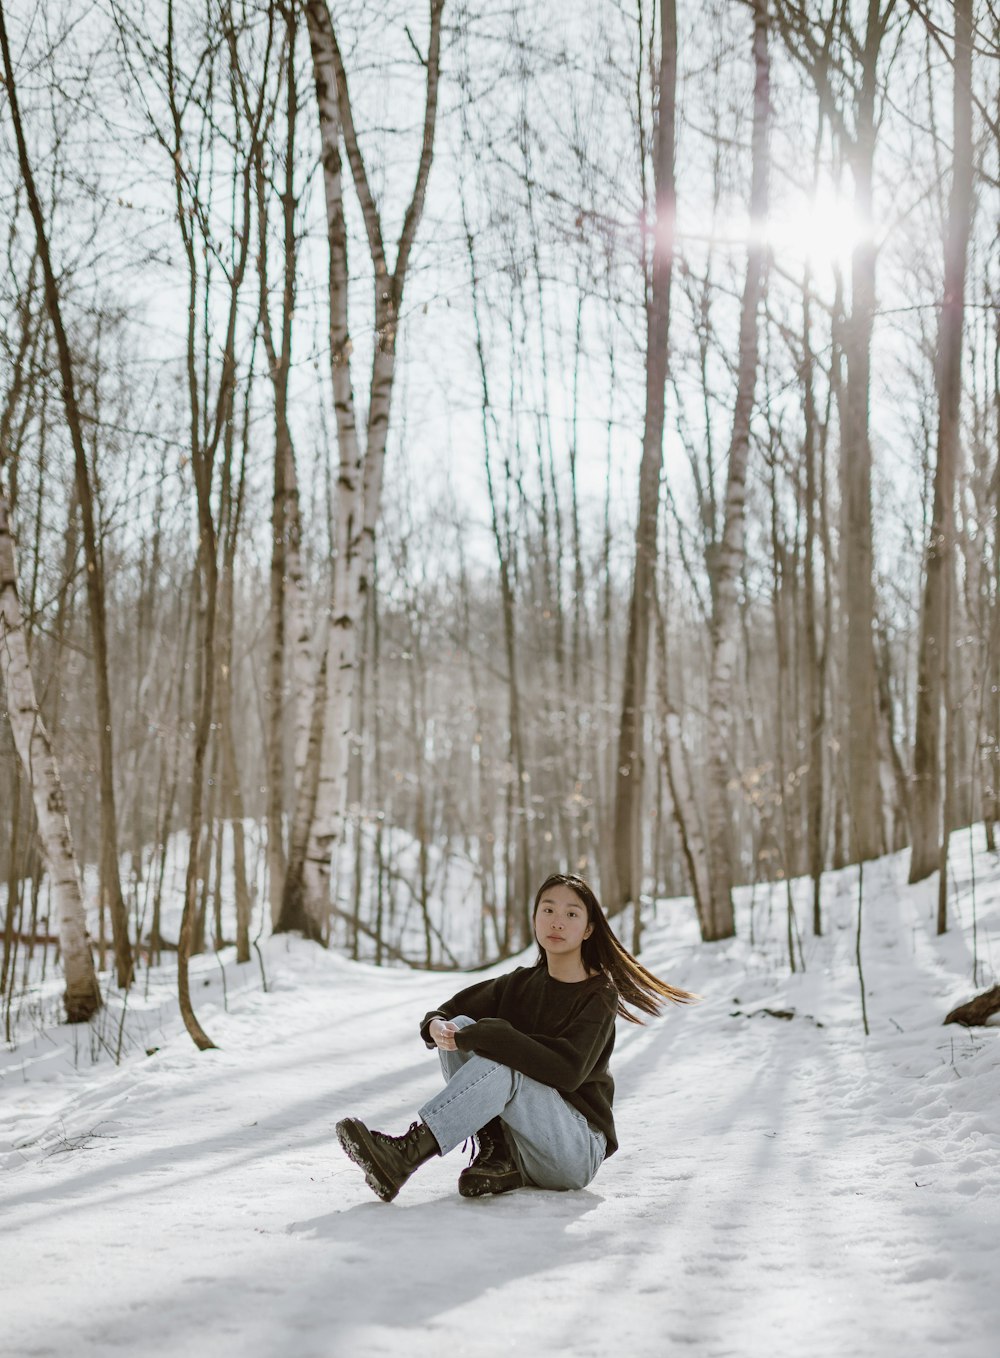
[430,1018,459,1050]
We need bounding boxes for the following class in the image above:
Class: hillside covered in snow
[1,833,998,1358]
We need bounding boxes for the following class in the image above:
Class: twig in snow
[856,860,869,1038]
[969,824,980,985]
[215,948,229,1012]
[114,983,130,1065]
[253,939,269,994]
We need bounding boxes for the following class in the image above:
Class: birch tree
[278,0,445,934]
[0,167,99,1023]
[700,0,770,940]
[0,484,101,1021]
[0,0,133,988]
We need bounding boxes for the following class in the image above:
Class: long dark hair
[533,873,698,1024]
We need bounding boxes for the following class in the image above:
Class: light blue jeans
[418,1015,606,1191]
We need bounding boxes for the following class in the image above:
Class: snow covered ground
[2,831,998,1358]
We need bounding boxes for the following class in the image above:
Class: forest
[1,0,998,1047]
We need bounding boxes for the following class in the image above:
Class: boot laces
[371,1121,419,1151]
[469,1127,502,1169]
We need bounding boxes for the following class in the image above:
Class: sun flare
[767,186,869,269]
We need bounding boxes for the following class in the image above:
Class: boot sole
[458,1169,524,1198]
[336,1118,400,1203]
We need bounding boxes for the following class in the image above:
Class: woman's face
[534,883,592,958]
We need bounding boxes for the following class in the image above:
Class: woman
[335,872,696,1202]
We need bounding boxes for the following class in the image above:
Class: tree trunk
[0,1,132,988]
[282,0,361,933]
[266,389,290,920]
[166,0,269,1047]
[0,485,101,1022]
[802,269,828,934]
[841,0,888,864]
[937,562,955,935]
[462,185,532,949]
[218,411,252,965]
[909,0,974,883]
[286,0,445,932]
[656,597,712,930]
[257,2,305,920]
[279,652,327,939]
[613,0,677,916]
[702,0,770,941]
[986,496,1000,850]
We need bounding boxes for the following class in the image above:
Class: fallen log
[944,985,1000,1027]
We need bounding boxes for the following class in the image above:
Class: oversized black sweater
[420,962,619,1157]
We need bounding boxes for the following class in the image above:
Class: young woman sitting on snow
[336,872,696,1201]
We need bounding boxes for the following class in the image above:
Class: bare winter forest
[1,0,998,1046]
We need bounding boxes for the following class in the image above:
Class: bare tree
[909,0,975,888]
[693,0,771,941]
[775,0,900,862]
[249,2,311,921]
[613,0,678,930]
[144,0,274,1045]
[0,0,133,988]
[462,198,533,950]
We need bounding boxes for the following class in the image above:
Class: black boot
[458,1116,524,1198]
[336,1117,440,1203]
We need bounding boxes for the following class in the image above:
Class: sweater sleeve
[418,970,516,1047]
[453,988,616,1092]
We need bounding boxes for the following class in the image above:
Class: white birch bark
[0,486,101,1021]
[302,341,395,915]
[283,0,444,931]
[288,0,364,929]
[703,0,770,941]
[286,474,314,784]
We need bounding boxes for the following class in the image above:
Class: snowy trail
[2,843,999,1358]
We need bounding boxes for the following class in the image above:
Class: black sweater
[420,962,619,1157]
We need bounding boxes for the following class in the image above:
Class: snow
[2,831,999,1358]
